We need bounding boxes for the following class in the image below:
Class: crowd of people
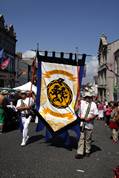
[0,89,119,150]
[0,89,36,146]
[0,87,119,177]
[97,99,119,143]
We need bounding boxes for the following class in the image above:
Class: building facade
[0,15,17,88]
[98,35,119,101]
[15,53,28,86]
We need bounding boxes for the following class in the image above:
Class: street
[0,120,119,178]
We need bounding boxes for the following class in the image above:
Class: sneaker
[21,139,26,146]
[20,136,29,147]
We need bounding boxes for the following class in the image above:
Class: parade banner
[36,54,85,133]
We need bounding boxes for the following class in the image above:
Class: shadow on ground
[91,144,102,153]
[47,136,78,151]
[47,136,102,153]
[28,135,44,144]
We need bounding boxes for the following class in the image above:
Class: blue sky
[0,0,119,81]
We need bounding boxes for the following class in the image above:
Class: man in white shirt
[75,91,98,159]
[16,91,34,146]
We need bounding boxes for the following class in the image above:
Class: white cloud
[22,50,36,59]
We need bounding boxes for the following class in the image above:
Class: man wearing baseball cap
[75,90,98,159]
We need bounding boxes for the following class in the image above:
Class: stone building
[15,52,28,86]
[98,35,119,101]
[0,15,17,88]
[15,50,37,87]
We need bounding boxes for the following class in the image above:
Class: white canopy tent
[13,81,37,94]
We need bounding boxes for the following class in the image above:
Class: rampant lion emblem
[47,78,73,108]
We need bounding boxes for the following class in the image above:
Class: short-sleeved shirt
[16,97,34,115]
[78,100,98,129]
